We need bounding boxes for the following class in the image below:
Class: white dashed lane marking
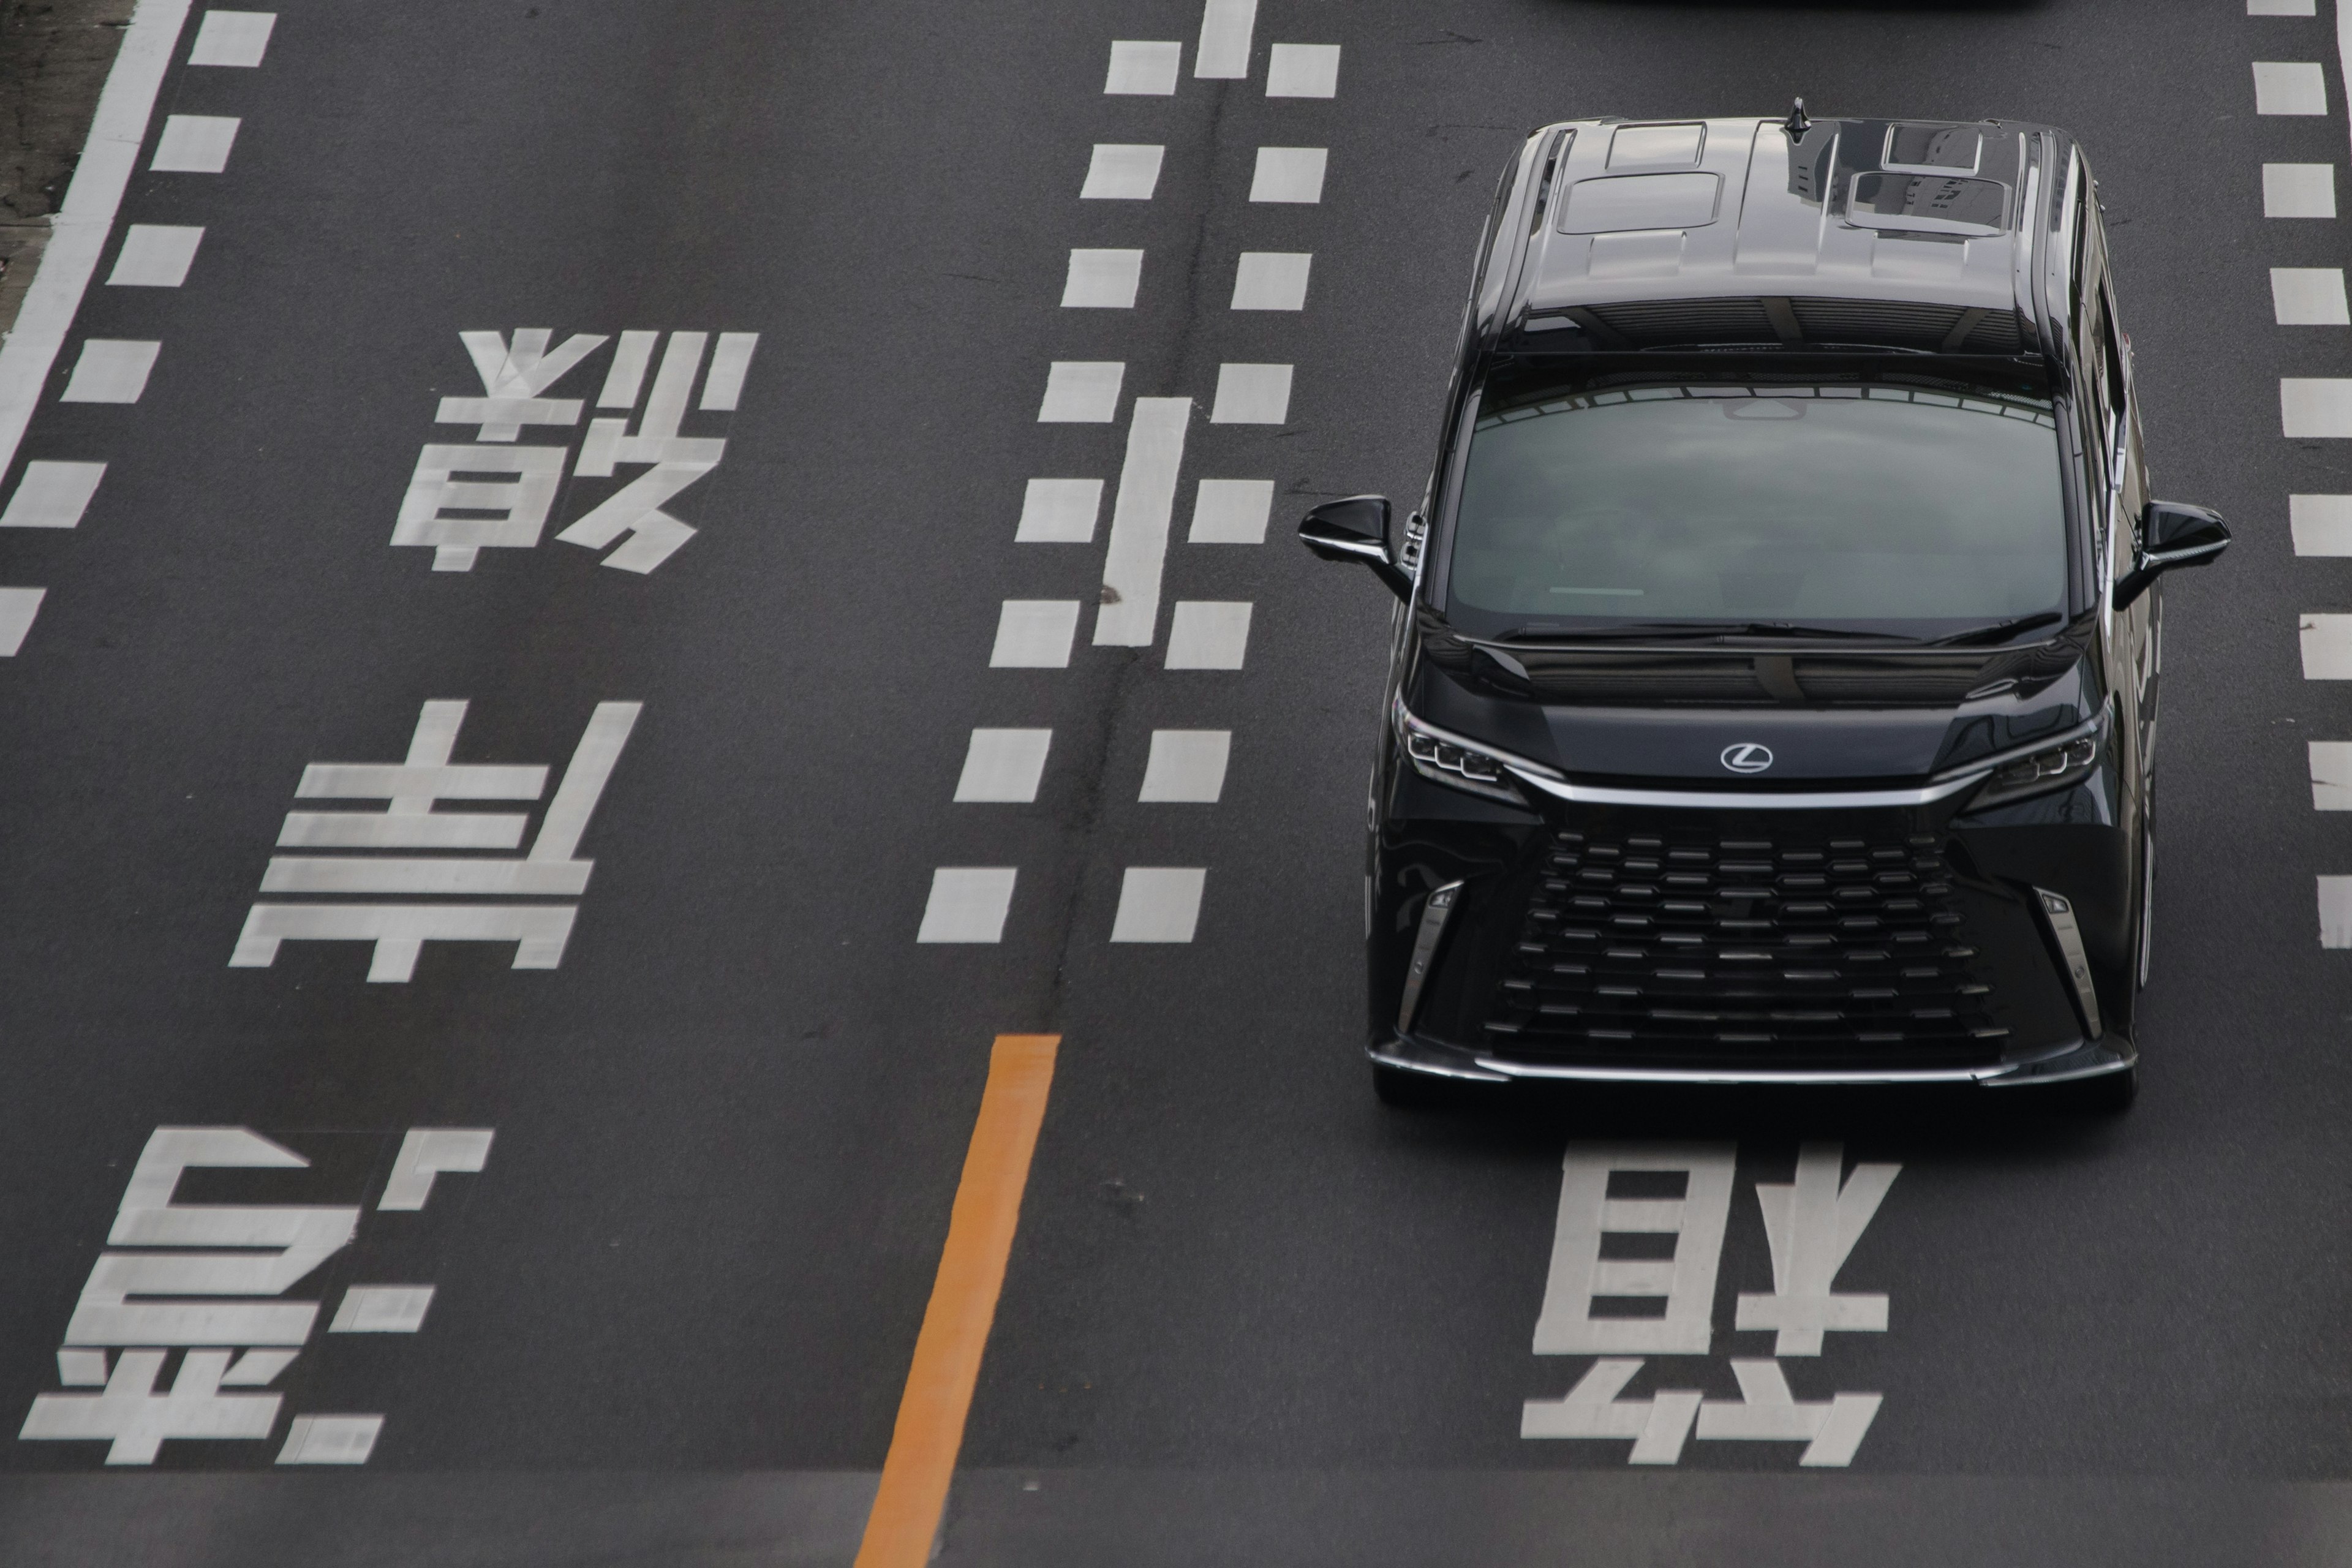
[918,869,1019,944]
[1016,478,1102,543]
[1210,362,1292,423]
[187,9,276,66]
[1095,397,1191,647]
[1231,251,1311,311]
[1038,360,1125,422]
[2282,377,2352,435]
[2301,614,2352,677]
[1110,867,1206,943]
[955,729,1054,803]
[990,600,1082,667]
[2252,0,2318,14]
[0,588,45,655]
[2320,879,2352,946]
[1265,42,1340,98]
[2310,742,2352,808]
[1165,601,1251,669]
[0,461,105,528]
[1139,730,1231,802]
[1194,0,1257,79]
[106,224,204,287]
[2266,163,2337,217]
[2256,61,2329,116]
[151,113,241,173]
[1082,144,1164,201]
[1187,478,1272,543]
[2275,268,2349,324]
[60,340,159,403]
[1104,40,1181,96]
[2293,494,2352,553]
[1250,146,1328,203]
[1061,249,1144,309]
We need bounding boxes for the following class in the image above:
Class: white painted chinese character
[1694,1359,1882,1467]
[1530,1143,1736,1355]
[556,329,758,573]
[1521,1358,1704,1464]
[228,699,639,981]
[1734,1142,1899,1355]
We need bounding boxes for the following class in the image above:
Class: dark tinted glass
[1447,380,2067,630]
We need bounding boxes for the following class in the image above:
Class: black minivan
[1302,113,2228,1110]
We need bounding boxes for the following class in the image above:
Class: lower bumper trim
[1371,1032,2134,1090]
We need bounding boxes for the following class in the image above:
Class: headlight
[1393,693,1548,805]
[1966,712,2106,812]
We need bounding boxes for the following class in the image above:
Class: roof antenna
[1783,97,1811,137]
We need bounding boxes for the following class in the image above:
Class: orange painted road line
[854,1033,1061,1568]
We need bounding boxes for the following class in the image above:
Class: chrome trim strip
[1507,767,1989,811]
[1395,881,1463,1033]
[2035,887,2104,1038]
[1471,1057,2008,1085]
[1451,631,2063,659]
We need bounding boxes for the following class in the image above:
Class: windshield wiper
[1921,611,2063,648]
[1493,620,1913,644]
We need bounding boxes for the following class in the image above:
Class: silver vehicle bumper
[1368,1031,2135,1088]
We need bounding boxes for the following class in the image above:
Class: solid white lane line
[1061,248,1144,309]
[2301,614,2352,676]
[1195,0,1257,78]
[1105,40,1181,94]
[990,601,1082,667]
[1110,867,1205,942]
[2283,378,2352,434]
[2266,163,2337,217]
[1165,601,1252,668]
[0,587,45,654]
[1038,361,1124,422]
[1139,729,1231,802]
[2255,61,2328,115]
[1095,397,1191,646]
[1017,478,1102,543]
[1082,144,1164,200]
[0,0,191,494]
[1188,478,1272,543]
[2275,267,2350,323]
[59,340,159,402]
[919,869,1018,943]
[150,113,240,172]
[1266,43,1340,98]
[0,461,104,527]
[105,224,203,286]
[1250,146,1327,203]
[2311,741,2352,807]
[1210,363,1292,423]
[1231,251,1311,310]
[955,729,1054,802]
[187,9,275,65]
[2293,494,2352,553]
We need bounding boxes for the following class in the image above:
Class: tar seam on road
[854,1033,1061,1568]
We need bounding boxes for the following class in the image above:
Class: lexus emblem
[1721,743,1775,774]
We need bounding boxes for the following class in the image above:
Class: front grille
[1482,827,2008,1069]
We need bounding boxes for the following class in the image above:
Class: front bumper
[1369,1028,2136,1088]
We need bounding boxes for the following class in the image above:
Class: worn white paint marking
[22,1349,278,1463]
[1105,40,1180,94]
[1018,478,1102,543]
[2256,61,2328,115]
[1110,867,1205,942]
[380,1128,493,1210]
[188,9,274,64]
[1189,478,1272,543]
[277,1414,382,1465]
[106,224,202,286]
[0,0,190,492]
[2321,876,2352,944]
[2275,268,2350,324]
[1733,1144,1896,1355]
[330,1286,432,1334]
[1210,362,1292,423]
[56,1351,106,1387]
[2266,163,2337,217]
[1531,1145,1736,1355]
[393,445,565,571]
[955,729,1053,802]
[1231,251,1311,310]
[1166,601,1252,668]
[1251,145,1327,202]
[1521,1359,1704,1461]
[1062,248,1144,309]
[2294,496,2352,554]
[918,868,1017,943]
[2253,0,2318,15]
[60,339,159,402]
[2283,379,2352,435]
[2310,742,2352,807]
[234,905,575,979]
[1038,361,1124,422]
[1095,396,1191,646]
[1267,42,1340,97]
[990,601,1081,667]
[0,587,47,654]
[1694,1360,1881,1468]
[0,461,104,527]
[598,330,655,406]
[1195,0,1257,78]
[1083,144,1164,200]
[151,113,239,171]
[2302,614,2352,676]
[1139,730,1231,802]
[699,332,759,410]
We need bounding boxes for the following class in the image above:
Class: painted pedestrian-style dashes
[19,1125,489,1466]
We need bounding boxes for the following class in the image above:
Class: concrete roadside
[0,0,134,342]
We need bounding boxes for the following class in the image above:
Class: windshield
[1443,375,2070,639]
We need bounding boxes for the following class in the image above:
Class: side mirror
[1298,494,1411,601]
[2114,501,2230,610]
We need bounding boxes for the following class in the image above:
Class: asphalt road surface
[0,0,2344,1563]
